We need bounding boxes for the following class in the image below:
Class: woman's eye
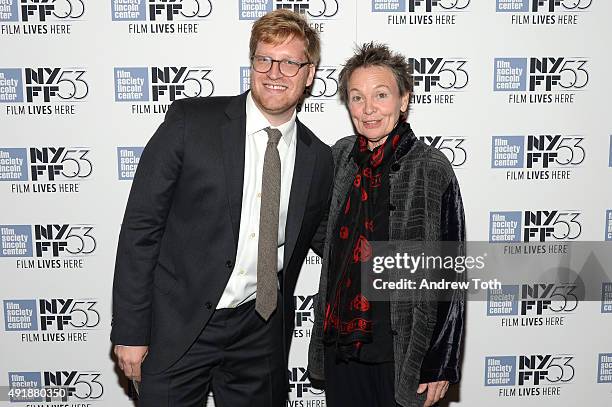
[377,93,387,99]
[351,95,362,102]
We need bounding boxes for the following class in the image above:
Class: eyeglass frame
[250,55,312,77]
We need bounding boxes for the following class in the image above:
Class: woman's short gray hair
[338,42,413,105]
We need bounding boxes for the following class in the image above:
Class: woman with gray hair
[308,42,465,407]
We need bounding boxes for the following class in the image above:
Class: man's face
[250,36,315,125]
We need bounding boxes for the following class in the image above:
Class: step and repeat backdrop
[1,1,611,406]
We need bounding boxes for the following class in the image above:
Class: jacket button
[225,260,233,268]
[205,302,212,309]
[389,203,396,211]
[390,163,400,172]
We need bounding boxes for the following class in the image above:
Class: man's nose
[267,61,283,80]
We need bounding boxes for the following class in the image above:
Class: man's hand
[417,380,450,407]
[114,345,148,382]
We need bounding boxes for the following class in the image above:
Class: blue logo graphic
[493,58,527,92]
[487,285,519,316]
[8,372,42,402]
[496,0,528,12]
[0,69,24,103]
[239,0,272,20]
[485,356,516,386]
[602,283,612,314]
[117,147,144,180]
[606,210,612,241]
[114,68,149,102]
[240,66,250,93]
[608,135,612,167]
[372,0,405,12]
[111,0,146,21]
[489,212,522,242]
[598,354,612,383]
[491,136,524,168]
[0,0,18,21]
[0,148,28,181]
[3,300,38,331]
[0,225,33,257]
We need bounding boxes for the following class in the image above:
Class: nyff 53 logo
[494,57,588,104]
[294,295,314,329]
[0,67,88,104]
[0,0,85,22]
[518,283,577,315]
[1,147,92,194]
[309,66,339,99]
[4,298,100,332]
[115,66,214,103]
[485,354,575,397]
[488,283,578,317]
[299,66,339,115]
[489,211,582,242]
[239,0,338,20]
[28,147,92,181]
[8,370,103,402]
[491,135,584,169]
[419,135,467,167]
[496,0,592,12]
[409,58,468,104]
[112,0,212,21]
[288,367,324,399]
[372,0,470,12]
[494,57,589,91]
[33,224,96,257]
[0,224,96,259]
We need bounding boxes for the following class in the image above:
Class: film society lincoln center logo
[0,224,96,270]
[0,147,93,194]
[489,210,581,243]
[487,283,578,327]
[3,298,100,342]
[491,135,585,181]
[485,354,575,397]
[111,0,212,34]
[0,0,84,35]
[493,57,588,104]
[496,0,592,25]
[114,66,214,114]
[0,67,88,116]
[239,0,339,20]
[372,0,470,26]
[7,370,103,402]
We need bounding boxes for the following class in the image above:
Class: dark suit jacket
[111,92,333,374]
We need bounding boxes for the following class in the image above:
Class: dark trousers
[324,346,398,407]
[139,300,287,407]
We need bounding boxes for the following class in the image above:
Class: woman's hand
[417,380,450,407]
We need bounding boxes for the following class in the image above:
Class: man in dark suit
[111,9,332,407]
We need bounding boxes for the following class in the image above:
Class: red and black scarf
[323,124,404,360]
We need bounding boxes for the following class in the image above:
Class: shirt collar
[245,91,296,147]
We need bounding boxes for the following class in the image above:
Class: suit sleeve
[419,176,466,384]
[310,147,333,257]
[110,101,185,346]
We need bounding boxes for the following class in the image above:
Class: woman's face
[347,66,409,149]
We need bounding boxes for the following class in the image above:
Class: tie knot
[264,127,283,146]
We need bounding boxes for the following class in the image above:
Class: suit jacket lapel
[284,119,316,270]
[220,93,247,251]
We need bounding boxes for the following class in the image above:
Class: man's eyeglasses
[251,55,311,77]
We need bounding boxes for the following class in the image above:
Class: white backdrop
[1,1,611,406]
